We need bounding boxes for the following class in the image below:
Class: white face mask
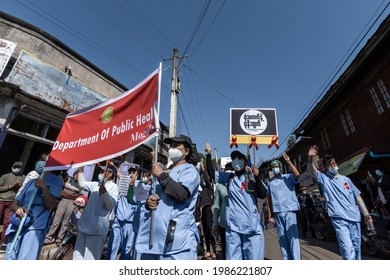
[168,148,183,163]
[328,166,339,175]
[98,173,104,183]
[272,167,280,175]
[12,167,21,174]
[375,170,383,177]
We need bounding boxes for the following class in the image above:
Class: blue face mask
[272,167,280,175]
[328,166,339,175]
[35,161,46,174]
[232,159,245,171]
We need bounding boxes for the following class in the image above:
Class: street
[264,228,385,260]
[1,224,388,260]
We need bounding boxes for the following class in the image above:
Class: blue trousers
[4,229,46,260]
[274,211,301,260]
[138,248,197,260]
[106,218,135,260]
[225,227,264,260]
[331,217,361,260]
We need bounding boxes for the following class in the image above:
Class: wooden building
[261,14,390,193]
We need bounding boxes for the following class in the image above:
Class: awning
[338,152,367,176]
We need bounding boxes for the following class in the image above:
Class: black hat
[101,164,117,176]
[230,150,247,161]
[129,164,140,172]
[164,134,193,149]
[12,161,23,167]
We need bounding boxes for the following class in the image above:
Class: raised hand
[308,145,318,157]
[205,143,211,155]
[252,165,259,176]
[282,152,290,162]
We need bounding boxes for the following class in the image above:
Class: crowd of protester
[0,136,387,260]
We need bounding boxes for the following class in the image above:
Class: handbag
[10,212,35,230]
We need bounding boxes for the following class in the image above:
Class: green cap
[271,160,282,168]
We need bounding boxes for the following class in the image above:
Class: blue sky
[2,0,390,164]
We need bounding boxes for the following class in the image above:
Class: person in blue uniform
[106,163,139,260]
[307,145,375,260]
[131,171,152,252]
[135,134,200,260]
[224,150,267,260]
[4,170,63,260]
[266,152,301,260]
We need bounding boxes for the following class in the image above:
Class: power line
[267,1,390,161]
[190,0,226,57]
[123,0,177,47]
[177,91,202,143]
[184,70,208,142]
[181,72,207,145]
[16,0,147,78]
[81,0,164,59]
[292,0,390,136]
[177,99,191,138]
[178,0,212,68]
[184,64,240,107]
[110,0,173,50]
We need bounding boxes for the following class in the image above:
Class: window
[369,86,384,114]
[320,129,331,149]
[377,79,390,109]
[340,114,350,136]
[345,109,355,133]
[340,109,356,136]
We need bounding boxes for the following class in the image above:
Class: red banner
[45,68,160,170]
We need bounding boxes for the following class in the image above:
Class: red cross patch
[240,181,246,191]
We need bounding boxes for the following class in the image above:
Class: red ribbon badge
[268,135,279,149]
[230,135,238,149]
[248,135,258,150]
[344,183,350,190]
[240,181,246,191]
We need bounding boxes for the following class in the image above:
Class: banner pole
[253,146,256,166]
[9,170,45,252]
[214,148,219,171]
[149,62,162,248]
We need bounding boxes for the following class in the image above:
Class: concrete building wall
[0,13,127,98]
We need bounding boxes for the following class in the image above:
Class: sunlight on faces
[325,158,337,169]
[169,142,190,157]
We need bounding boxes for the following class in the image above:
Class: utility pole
[169,48,180,137]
